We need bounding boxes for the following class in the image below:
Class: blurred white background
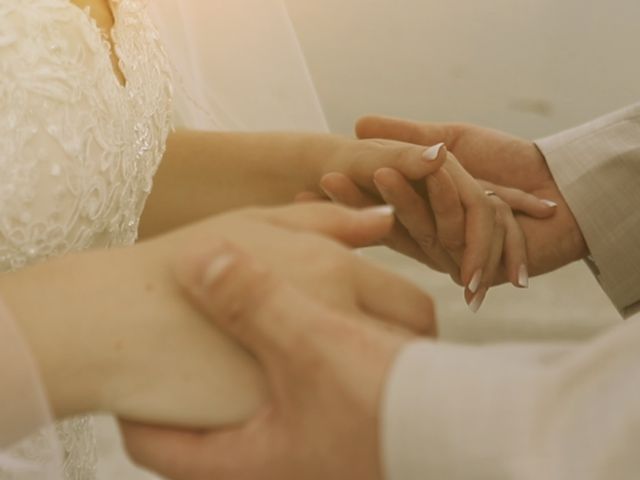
[98,1,637,477]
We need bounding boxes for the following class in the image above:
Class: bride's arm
[141,130,553,302]
[139,129,443,239]
[0,203,422,444]
[0,236,266,434]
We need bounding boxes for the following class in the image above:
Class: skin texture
[122,243,418,480]
[354,116,588,276]
[313,150,546,309]
[119,121,590,480]
[0,204,434,431]
[139,130,446,239]
[148,129,549,309]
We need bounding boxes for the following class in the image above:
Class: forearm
[0,239,266,430]
[535,103,640,316]
[0,248,147,420]
[139,129,341,238]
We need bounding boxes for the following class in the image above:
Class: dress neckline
[65,0,127,89]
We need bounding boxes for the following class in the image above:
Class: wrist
[0,249,131,419]
[299,133,349,192]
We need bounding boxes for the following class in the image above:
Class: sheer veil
[0,2,326,477]
[147,0,329,132]
[0,300,62,479]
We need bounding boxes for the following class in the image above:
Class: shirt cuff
[535,104,640,317]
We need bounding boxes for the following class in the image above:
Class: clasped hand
[300,129,558,310]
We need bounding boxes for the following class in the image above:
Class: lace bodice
[0,0,172,478]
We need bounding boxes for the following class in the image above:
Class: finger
[249,203,395,249]
[120,420,264,480]
[320,173,440,268]
[294,191,326,202]
[355,115,453,146]
[442,160,496,290]
[174,242,320,365]
[350,139,447,185]
[120,421,212,479]
[426,168,465,262]
[383,220,445,272]
[320,172,380,207]
[354,260,437,336]
[479,180,557,218]
[502,209,529,288]
[464,206,504,312]
[373,167,460,278]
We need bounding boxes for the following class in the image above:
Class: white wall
[286,0,640,138]
[285,0,635,339]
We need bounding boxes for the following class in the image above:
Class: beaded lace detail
[0,0,172,478]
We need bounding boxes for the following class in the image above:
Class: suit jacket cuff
[535,104,640,317]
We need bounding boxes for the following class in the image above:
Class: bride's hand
[300,148,555,311]
[0,203,434,432]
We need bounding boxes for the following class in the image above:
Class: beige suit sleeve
[382,319,640,480]
[535,103,640,317]
[382,106,640,479]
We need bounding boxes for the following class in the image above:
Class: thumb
[251,202,396,248]
[120,419,264,480]
[356,115,451,146]
[174,242,318,368]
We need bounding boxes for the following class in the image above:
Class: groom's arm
[535,103,640,317]
[383,319,640,480]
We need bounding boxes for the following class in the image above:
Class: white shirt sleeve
[383,319,640,480]
[382,105,640,479]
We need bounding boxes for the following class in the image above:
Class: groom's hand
[355,116,589,276]
[167,203,436,334]
[122,243,417,480]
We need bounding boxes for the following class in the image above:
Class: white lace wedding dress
[0,0,172,477]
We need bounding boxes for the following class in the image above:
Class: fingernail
[517,264,529,288]
[423,142,445,161]
[540,199,557,208]
[468,291,485,313]
[468,269,482,294]
[202,253,237,288]
[363,205,395,217]
[320,185,337,202]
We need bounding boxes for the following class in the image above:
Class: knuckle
[307,243,352,277]
[496,200,512,217]
[413,230,439,251]
[221,263,277,327]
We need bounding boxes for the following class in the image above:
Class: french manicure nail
[518,264,529,288]
[468,269,482,294]
[540,199,557,208]
[423,142,445,161]
[202,254,237,287]
[364,205,395,217]
[468,291,485,313]
[320,185,337,202]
